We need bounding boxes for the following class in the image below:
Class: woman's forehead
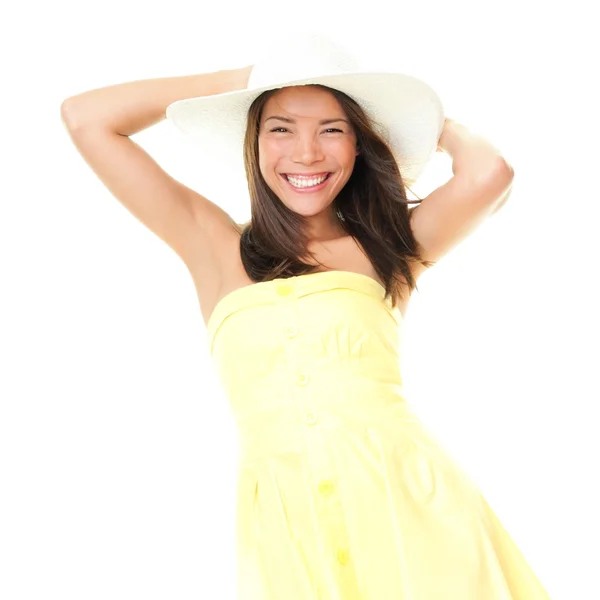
[262,86,344,121]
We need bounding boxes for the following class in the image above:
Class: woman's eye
[269,127,343,133]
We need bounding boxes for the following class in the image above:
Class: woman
[61,34,550,600]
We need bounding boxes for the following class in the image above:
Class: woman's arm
[61,65,253,135]
[59,66,254,288]
[437,118,510,183]
[409,119,514,278]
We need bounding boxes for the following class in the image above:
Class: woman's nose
[290,135,325,164]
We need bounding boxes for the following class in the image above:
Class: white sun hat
[165,32,445,195]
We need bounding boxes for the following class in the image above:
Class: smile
[280,173,332,193]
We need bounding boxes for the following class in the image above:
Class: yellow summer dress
[206,269,552,600]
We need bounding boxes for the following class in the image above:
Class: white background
[1,1,598,599]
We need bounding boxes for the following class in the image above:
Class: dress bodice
[207,270,406,456]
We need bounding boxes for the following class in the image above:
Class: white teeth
[285,174,328,188]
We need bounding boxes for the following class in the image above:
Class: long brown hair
[238,84,433,308]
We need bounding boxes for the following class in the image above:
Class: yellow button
[296,372,309,386]
[276,284,292,296]
[303,411,318,425]
[285,324,298,338]
[318,480,334,495]
[336,549,349,565]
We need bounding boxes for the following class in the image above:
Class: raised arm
[409,119,514,280]
[60,66,252,321]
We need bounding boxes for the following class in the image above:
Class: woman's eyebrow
[264,116,350,125]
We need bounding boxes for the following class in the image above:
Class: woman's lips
[280,173,332,193]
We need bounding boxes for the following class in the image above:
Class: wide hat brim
[165,71,444,199]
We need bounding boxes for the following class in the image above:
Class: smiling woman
[63,29,548,600]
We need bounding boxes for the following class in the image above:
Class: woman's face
[258,86,359,221]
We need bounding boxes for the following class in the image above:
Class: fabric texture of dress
[206,269,551,600]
